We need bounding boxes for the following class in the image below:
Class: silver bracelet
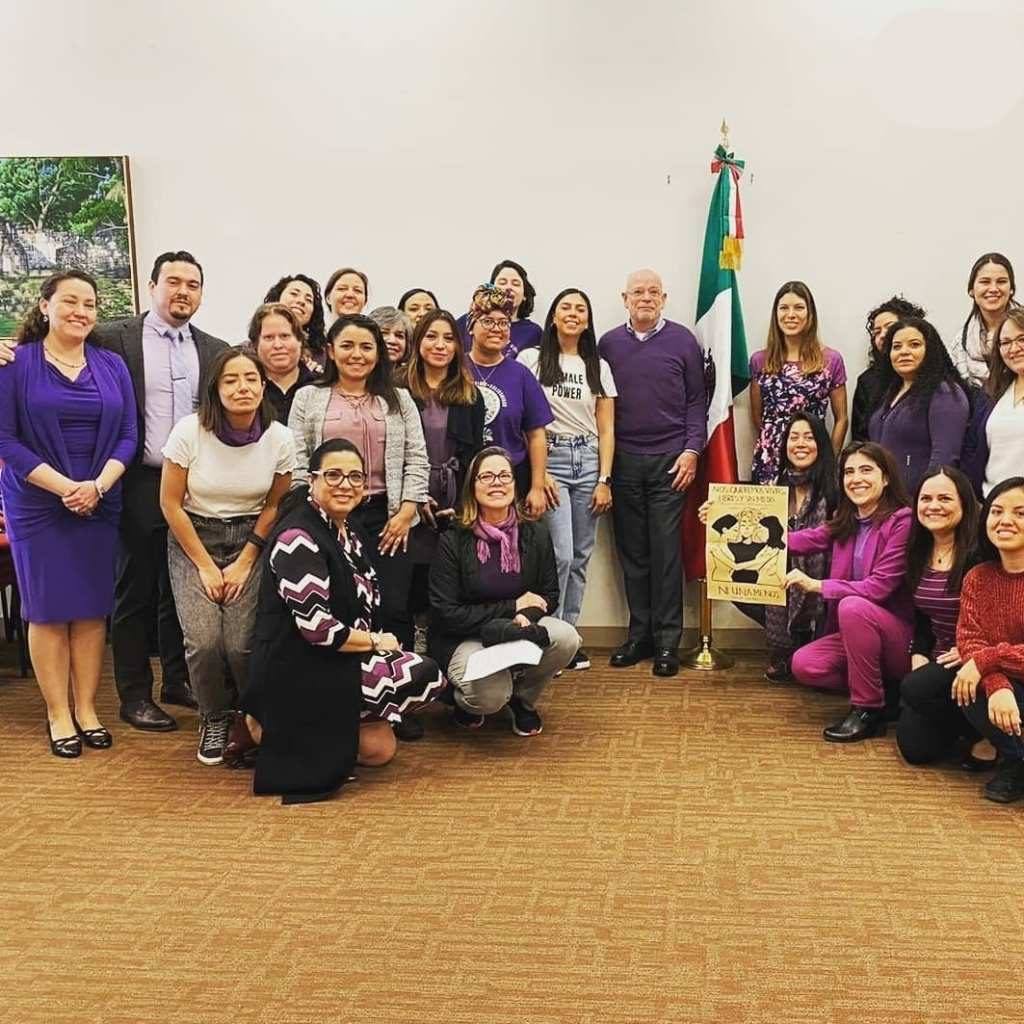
[94,479,106,499]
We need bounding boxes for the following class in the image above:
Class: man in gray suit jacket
[92,251,227,731]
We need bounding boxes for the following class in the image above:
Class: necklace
[470,356,504,386]
[45,344,86,370]
[932,544,955,568]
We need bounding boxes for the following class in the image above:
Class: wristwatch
[598,476,613,486]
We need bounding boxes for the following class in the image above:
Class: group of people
[0,249,1021,807]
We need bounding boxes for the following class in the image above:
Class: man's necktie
[169,330,193,425]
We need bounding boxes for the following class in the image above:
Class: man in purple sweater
[598,269,707,676]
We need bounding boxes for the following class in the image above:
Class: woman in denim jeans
[160,349,295,766]
[518,289,616,670]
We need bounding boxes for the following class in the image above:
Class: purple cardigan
[0,341,137,540]
[867,383,969,495]
[788,506,913,635]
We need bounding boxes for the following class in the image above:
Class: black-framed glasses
[312,469,366,488]
[998,335,1024,351]
[478,317,511,332]
[476,470,514,485]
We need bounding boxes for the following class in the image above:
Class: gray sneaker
[197,713,232,766]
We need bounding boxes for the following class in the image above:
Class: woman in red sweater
[955,475,1024,803]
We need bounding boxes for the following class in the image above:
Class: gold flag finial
[720,119,730,149]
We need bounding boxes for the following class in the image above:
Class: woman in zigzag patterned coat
[240,439,446,803]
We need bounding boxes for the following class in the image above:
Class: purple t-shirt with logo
[470,357,552,465]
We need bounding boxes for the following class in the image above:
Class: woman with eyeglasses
[464,285,553,519]
[954,476,1024,805]
[850,296,926,442]
[428,447,579,736]
[235,439,446,801]
[288,314,429,656]
[963,309,1024,497]
[457,259,543,358]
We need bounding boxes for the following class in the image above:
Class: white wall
[6,0,1023,631]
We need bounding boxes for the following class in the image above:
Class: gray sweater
[287,384,429,521]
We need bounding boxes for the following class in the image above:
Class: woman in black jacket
[429,447,580,736]
[238,439,445,803]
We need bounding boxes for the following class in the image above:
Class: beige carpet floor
[1,644,1022,1024]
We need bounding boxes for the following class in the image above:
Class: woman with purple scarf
[428,447,579,736]
[0,270,137,758]
[160,348,295,767]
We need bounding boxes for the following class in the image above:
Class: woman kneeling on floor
[238,439,446,803]
[428,446,580,736]
[784,442,914,742]
[895,467,991,768]
[953,476,1024,805]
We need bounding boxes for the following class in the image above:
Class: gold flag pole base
[680,578,734,671]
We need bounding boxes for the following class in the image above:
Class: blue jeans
[544,435,600,625]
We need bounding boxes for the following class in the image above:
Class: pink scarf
[472,512,520,574]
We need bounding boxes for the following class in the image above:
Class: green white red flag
[682,143,751,579]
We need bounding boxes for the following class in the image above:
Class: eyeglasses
[476,471,514,485]
[998,335,1024,351]
[312,469,366,488]
[478,317,511,332]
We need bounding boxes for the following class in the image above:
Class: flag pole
[681,117,745,673]
[680,579,734,671]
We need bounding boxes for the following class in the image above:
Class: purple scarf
[216,412,268,447]
[472,512,520,574]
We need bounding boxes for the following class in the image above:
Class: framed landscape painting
[0,155,139,339]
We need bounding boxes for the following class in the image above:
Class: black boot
[823,706,887,743]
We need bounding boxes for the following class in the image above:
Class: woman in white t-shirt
[160,348,295,767]
[519,288,616,669]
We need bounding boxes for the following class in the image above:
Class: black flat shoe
[610,641,654,668]
[823,707,887,743]
[72,715,113,749]
[393,715,425,742]
[47,722,82,759]
[983,760,1024,803]
[652,649,680,677]
[961,751,1001,773]
[119,699,177,732]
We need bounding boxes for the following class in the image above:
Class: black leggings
[896,661,977,765]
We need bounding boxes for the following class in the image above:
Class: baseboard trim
[577,626,767,652]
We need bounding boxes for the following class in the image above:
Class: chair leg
[0,585,11,643]
[10,587,28,678]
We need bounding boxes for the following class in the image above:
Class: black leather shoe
[160,686,198,710]
[119,699,178,732]
[393,715,425,742]
[652,649,680,677]
[823,707,886,743]
[609,641,654,668]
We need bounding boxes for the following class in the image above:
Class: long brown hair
[457,447,522,527]
[828,442,910,542]
[763,280,825,375]
[986,308,1024,401]
[400,309,477,406]
[198,347,276,434]
[14,270,98,344]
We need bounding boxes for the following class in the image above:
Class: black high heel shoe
[72,715,113,750]
[47,722,82,759]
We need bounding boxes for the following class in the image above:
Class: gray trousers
[167,515,260,718]
[447,616,580,716]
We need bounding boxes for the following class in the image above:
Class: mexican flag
[682,143,751,580]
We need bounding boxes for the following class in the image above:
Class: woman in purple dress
[749,281,848,484]
[0,271,137,758]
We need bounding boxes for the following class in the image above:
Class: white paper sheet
[461,639,544,682]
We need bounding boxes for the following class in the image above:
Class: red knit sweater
[956,562,1024,696]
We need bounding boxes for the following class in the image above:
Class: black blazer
[428,518,560,671]
[91,313,228,465]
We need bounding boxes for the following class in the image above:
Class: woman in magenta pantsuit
[0,271,137,758]
[784,442,913,744]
